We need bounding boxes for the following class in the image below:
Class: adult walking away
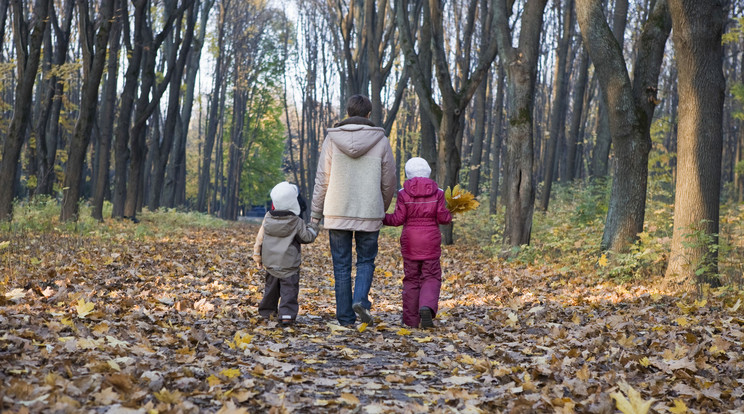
[311,95,397,326]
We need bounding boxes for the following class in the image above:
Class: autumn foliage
[0,206,743,412]
[444,185,480,215]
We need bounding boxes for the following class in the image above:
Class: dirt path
[1,224,742,412]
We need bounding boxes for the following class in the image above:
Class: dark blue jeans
[329,230,379,325]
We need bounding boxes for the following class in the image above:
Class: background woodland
[0,0,743,289]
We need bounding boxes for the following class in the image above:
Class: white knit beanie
[270,181,300,215]
[405,157,432,179]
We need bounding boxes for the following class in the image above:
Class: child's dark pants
[402,258,441,327]
[258,272,300,320]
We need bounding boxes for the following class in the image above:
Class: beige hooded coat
[311,117,397,232]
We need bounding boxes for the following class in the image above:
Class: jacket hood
[262,211,296,238]
[270,181,300,215]
[328,117,386,159]
[403,177,439,197]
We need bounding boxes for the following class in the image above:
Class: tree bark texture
[576,0,671,252]
[148,1,196,211]
[60,0,115,221]
[538,0,574,211]
[563,48,589,182]
[496,0,548,248]
[196,0,228,212]
[395,0,439,170]
[489,63,505,215]
[92,0,123,221]
[590,0,629,178]
[0,0,51,220]
[165,0,214,208]
[124,0,192,219]
[665,0,725,288]
[467,0,493,197]
[112,0,147,218]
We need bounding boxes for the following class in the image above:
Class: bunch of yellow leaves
[444,185,479,215]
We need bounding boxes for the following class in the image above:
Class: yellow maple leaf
[598,254,609,267]
[207,375,222,387]
[220,368,241,379]
[668,399,688,414]
[397,328,412,336]
[610,383,654,414]
[228,331,253,350]
[75,298,95,318]
[675,316,690,327]
[444,185,479,215]
[154,388,182,404]
[357,323,368,333]
[708,345,725,356]
[459,354,477,365]
[638,357,650,367]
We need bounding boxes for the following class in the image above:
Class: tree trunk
[124,32,157,219]
[112,0,147,219]
[92,0,123,221]
[563,48,589,182]
[124,1,191,219]
[397,0,499,244]
[0,0,51,221]
[467,0,493,197]
[32,18,54,197]
[61,0,115,221]
[468,75,488,196]
[495,0,548,248]
[538,0,574,211]
[490,63,506,215]
[223,89,247,221]
[576,0,671,252]
[165,0,213,208]
[149,2,196,211]
[665,0,725,289]
[590,0,628,178]
[196,1,227,212]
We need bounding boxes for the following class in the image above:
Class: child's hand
[309,222,320,235]
[252,254,263,269]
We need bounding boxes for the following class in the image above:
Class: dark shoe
[280,315,294,326]
[419,307,434,328]
[352,303,373,325]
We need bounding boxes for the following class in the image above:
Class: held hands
[308,222,320,237]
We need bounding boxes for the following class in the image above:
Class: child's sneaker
[280,315,294,326]
[419,307,434,328]
[352,303,373,325]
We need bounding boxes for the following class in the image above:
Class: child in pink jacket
[383,158,452,328]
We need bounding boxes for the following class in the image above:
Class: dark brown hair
[346,94,372,117]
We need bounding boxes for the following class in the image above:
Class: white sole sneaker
[352,303,373,325]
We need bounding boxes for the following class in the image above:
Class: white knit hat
[270,181,300,215]
[405,157,432,179]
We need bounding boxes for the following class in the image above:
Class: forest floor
[1,217,743,413]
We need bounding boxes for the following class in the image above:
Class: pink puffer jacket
[383,177,452,260]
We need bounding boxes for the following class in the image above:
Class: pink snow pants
[402,258,442,327]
